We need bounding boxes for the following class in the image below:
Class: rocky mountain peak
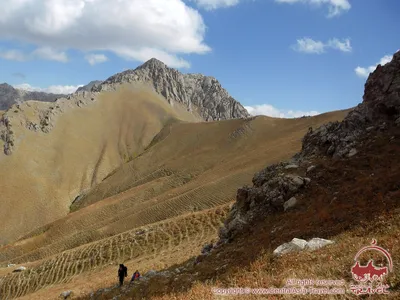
[137,57,168,70]
[95,59,250,121]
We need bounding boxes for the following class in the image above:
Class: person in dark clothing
[118,264,128,286]
[130,270,140,283]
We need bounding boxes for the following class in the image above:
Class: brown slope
[0,109,349,299]
[0,84,201,244]
[82,112,400,300]
[0,109,349,287]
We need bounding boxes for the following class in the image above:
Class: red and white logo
[350,239,393,295]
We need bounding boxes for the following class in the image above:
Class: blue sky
[0,0,399,117]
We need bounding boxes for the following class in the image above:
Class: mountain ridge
[0,83,67,110]
[95,58,250,121]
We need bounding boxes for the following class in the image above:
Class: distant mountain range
[0,83,67,110]
[1,58,250,121]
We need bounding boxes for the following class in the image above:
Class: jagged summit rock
[95,58,250,121]
[76,80,103,93]
[137,57,167,70]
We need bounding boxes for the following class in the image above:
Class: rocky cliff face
[94,58,250,121]
[216,50,400,244]
[300,50,400,159]
[0,83,67,110]
[76,80,103,93]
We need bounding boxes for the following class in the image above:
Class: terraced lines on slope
[0,205,229,299]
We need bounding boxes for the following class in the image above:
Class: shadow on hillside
[82,126,400,300]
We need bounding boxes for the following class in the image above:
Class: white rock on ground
[273,238,334,256]
[273,238,308,256]
[305,238,334,250]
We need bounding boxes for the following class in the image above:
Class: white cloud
[327,38,352,52]
[245,104,319,118]
[32,47,68,62]
[292,38,325,54]
[0,0,211,68]
[0,49,27,61]
[0,47,68,62]
[354,55,393,78]
[85,54,108,66]
[275,0,351,17]
[14,83,83,94]
[192,0,240,10]
[292,37,352,54]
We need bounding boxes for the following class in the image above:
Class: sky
[0,0,399,118]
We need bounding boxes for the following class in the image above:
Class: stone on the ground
[305,238,334,250]
[273,238,334,256]
[366,126,375,132]
[283,197,297,212]
[12,266,26,272]
[273,238,307,256]
[284,164,299,170]
[60,290,72,299]
[306,165,316,173]
[348,148,358,157]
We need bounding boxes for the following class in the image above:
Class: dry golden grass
[0,85,349,299]
[0,84,200,245]
[151,214,400,300]
[0,205,229,299]
[93,127,400,300]
[0,110,348,263]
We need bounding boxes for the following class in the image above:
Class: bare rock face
[94,58,250,121]
[216,50,400,246]
[218,162,309,241]
[76,80,103,93]
[301,50,400,159]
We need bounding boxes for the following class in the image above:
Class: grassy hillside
[81,120,400,300]
[0,105,349,299]
[0,84,201,245]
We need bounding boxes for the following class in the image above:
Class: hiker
[130,270,140,282]
[118,264,128,286]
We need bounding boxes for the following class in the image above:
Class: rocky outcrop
[94,58,250,121]
[300,50,400,159]
[217,50,400,244]
[218,161,311,242]
[76,80,103,93]
[0,90,99,154]
[0,83,67,110]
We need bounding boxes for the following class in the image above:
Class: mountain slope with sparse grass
[0,58,357,300]
[0,107,349,299]
[78,50,400,300]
